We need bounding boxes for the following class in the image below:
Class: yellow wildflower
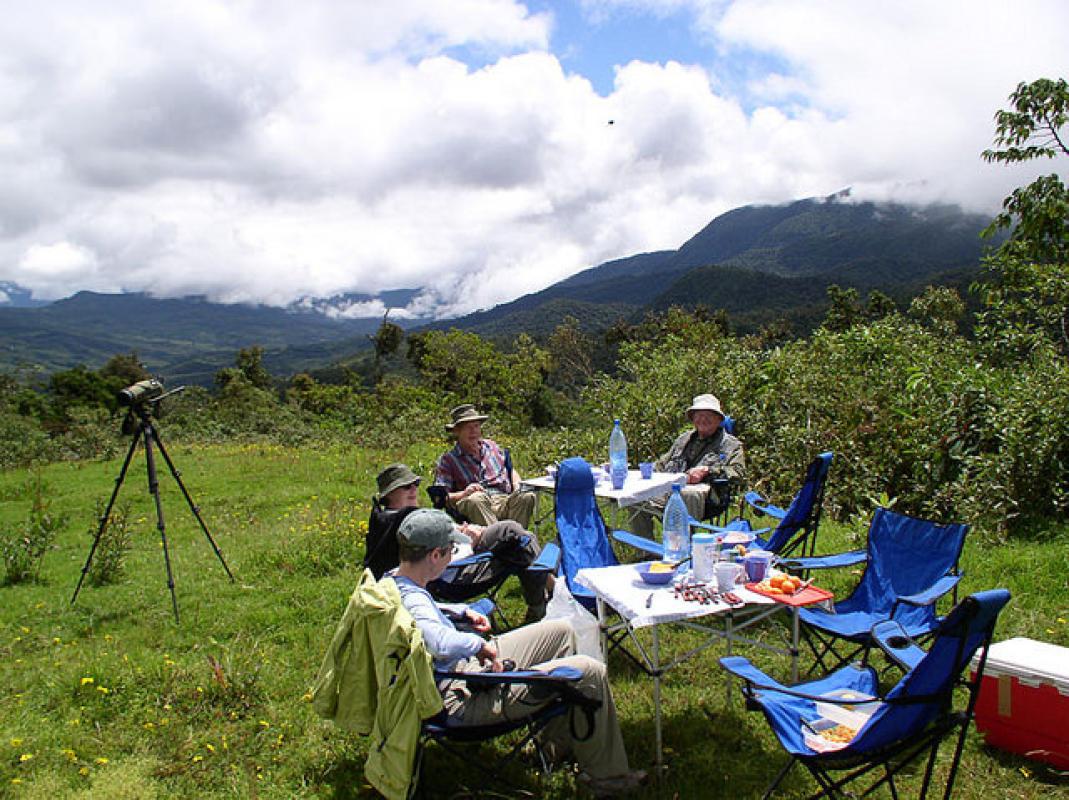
[80,677,94,685]
[10,738,22,746]
[95,757,108,765]
[96,686,110,694]
[19,753,34,762]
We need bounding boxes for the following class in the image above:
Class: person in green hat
[367,462,552,621]
[390,509,645,796]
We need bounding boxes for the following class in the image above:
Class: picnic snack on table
[753,570,802,595]
[818,724,857,744]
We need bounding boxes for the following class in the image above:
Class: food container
[971,637,1069,769]
[636,561,677,585]
[691,532,718,583]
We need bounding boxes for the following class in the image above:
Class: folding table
[575,563,805,771]
[521,468,684,531]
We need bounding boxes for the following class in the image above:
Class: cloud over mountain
[0,0,1065,315]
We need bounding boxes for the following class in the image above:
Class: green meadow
[2,441,1067,799]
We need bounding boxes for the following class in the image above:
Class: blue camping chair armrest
[869,620,926,672]
[690,518,772,536]
[528,541,561,573]
[744,490,787,520]
[445,597,496,632]
[720,656,879,705]
[782,549,867,572]
[612,529,664,557]
[434,665,584,689]
[892,574,961,615]
[451,551,494,568]
[441,552,494,583]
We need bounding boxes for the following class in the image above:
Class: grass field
[1,441,1067,798]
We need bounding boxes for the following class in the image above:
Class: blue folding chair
[420,665,600,794]
[312,569,595,799]
[553,456,621,611]
[733,451,834,558]
[795,507,967,674]
[720,588,1010,800]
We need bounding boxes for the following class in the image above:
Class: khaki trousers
[628,483,710,538]
[443,619,630,780]
[456,489,536,529]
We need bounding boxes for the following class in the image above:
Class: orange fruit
[769,586,783,595]
[781,577,798,593]
[770,574,786,589]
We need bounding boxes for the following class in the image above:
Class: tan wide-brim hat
[445,403,489,432]
[686,393,726,422]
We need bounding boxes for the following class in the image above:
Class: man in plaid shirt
[434,404,537,528]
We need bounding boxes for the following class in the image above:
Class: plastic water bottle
[662,484,690,563]
[609,419,628,490]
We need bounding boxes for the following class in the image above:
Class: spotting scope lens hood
[118,378,165,407]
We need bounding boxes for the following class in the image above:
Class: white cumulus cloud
[0,0,1065,315]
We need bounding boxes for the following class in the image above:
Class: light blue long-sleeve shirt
[390,575,483,670]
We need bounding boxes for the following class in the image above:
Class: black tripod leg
[71,430,140,607]
[149,426,235,583]
[143,426,181,624]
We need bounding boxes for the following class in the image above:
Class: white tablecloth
[575,563,773,629]
[522,469,685,509]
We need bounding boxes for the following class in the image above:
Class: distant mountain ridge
[440,193,999,339]
[1,193,1001,383]
[0,291,422,384]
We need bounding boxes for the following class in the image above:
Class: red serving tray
[745,582,834,607]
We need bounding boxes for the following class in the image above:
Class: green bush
[84,501,133,587]
[1,471,68,584]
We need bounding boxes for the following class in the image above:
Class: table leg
[791,606,800,683]
[652,623,663,773]
[595,597,609,662]
[724,611,734,706]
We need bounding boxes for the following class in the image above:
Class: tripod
[71,401,235,623]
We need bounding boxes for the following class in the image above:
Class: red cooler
[971,637,1069,769]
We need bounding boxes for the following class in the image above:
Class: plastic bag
[545,579,603,662]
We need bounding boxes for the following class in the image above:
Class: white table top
[522,468,686,509]
[575,563,773,629]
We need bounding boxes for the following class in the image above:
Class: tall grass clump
[1,471,67,585]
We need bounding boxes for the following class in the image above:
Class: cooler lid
[972,637,1069,692]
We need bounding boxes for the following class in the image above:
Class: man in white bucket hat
[629,393,746,537]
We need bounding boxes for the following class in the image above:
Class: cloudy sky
[0,1,1066,318]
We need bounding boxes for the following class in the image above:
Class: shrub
[1,471,68,584]
[85,500,133,587]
